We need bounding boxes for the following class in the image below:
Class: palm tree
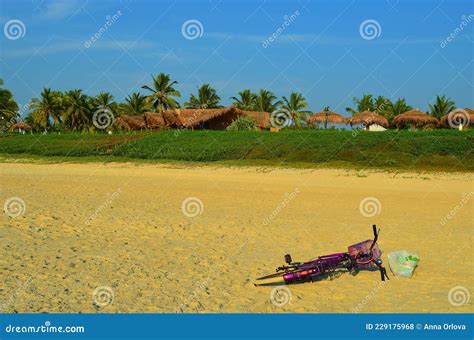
[254,89,281,112]
[230,89,257,111]
[373,96,390,114]
[62,89,92,131]
[0,79,19,130]
[323,105,330,129]
[185,84,222,109]
[429,95,456,119]
[122,92,149,115]
[141,73,181,112]
[95,92,115,109]
[281,92,311,128]
[24,112,41,131]
[93,91,118,119]
[345,94,374,115]
[29,88,63,128]
[381,98,412,123]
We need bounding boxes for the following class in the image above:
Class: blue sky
[0,0,473,117]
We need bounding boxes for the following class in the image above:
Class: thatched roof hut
[116,115,147,130]
[440,108,473,128]
[117,108,270,131]
[162,107,270,129]
[345,111,389,128]
[10,121,32,131]
[392,109,438,128]
[308,111,345,125]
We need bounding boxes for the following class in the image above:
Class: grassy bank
[0,130,473,171]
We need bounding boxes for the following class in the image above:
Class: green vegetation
[230,89,257,111]
[226,116,258,131]
[185,83,222,109]
[0,73,466,133]
[122,92,148,115]
[1,130,472,171]
[429,95,456,120]
[383,98,412,123]
[344,94,461,126]
[254,89,281,113]
[62,89,93,131]
[229,88,284,113]
[281,91,311,128]
[0,133,138,157]
[0,79,19,130]
[141,73,181,112]
[345,94,414,124]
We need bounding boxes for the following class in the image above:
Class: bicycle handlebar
[370,224,379,251]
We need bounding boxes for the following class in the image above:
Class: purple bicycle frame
[282,253,347,282]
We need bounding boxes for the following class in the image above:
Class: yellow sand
[0,162,472,313]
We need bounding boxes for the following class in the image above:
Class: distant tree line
[0,73,460,132]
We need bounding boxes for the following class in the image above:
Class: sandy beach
[0,162,472,313]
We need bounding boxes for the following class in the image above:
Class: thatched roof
[161,110,184,127]
[345,111,389,127]
[116,115,147,130]
[10,121,32,131]
[392,109,438,127]
[162,107,234,128]
[116,117,129,130]
[144,112,166,129]
[162,107,270,129]
[241,110,270,128]
[308,111,345,125]
[440,108,473,127]
[117,108,270,130]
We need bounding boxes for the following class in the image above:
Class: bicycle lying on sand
[256,224,389,285]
